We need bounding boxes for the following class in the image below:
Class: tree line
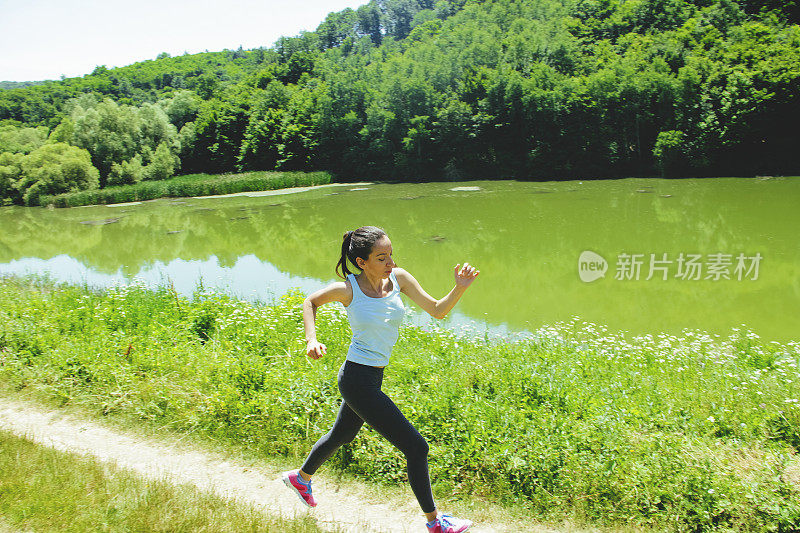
[1,0,799,205]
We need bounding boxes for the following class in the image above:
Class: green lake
[1,177,798,343]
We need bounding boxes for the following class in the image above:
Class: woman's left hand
[454,262,480,288]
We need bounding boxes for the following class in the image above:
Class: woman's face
[357,235,395,278]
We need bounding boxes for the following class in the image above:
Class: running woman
[282,225,479,533]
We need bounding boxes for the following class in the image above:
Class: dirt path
[0,396,547,533]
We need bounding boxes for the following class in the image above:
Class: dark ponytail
[336,230,355,278]
[335,226,386,279]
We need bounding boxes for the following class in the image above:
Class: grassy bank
[38,170,333,208]
[0,429,323,532]
[1,276,799,531]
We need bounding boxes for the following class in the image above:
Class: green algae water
[0,177,798,342]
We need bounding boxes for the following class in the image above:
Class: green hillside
[1,0,799,204]
[0,81,51,90]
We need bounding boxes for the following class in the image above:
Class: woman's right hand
[306,340,327,360]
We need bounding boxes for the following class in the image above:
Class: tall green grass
[0,429,324,532]
[38,171,333,208]
[0,275,799,531]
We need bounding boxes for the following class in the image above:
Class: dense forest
[0,81,51,91]
[1,0,799,205]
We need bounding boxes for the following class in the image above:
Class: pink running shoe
[426,513,472,533]
[282,469,317,507]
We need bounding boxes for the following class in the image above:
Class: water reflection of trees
[1,179,798,340]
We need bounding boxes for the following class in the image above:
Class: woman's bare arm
[394,264,479,319]
[303,281,352,359]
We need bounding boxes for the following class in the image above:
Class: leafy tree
[48,117,75,144]
[357,2,384,44]
[407,19,443,43]
[194,73,221,99]
[63,98,180,184]
[160,90,201,129]
[0,125,49,154]
[0,152,24,203]
[740,0,800,24]
[238,82,291,170]
[67,99,139,179]
[434,0,467,19]
[317,8,359,49]
[178,122,197,162]
[653,129,688,176]
[145,141,181,180]
[187,94,250,173]
[14,143,99,205]
[382,0,419,39]
[108,154,145,186]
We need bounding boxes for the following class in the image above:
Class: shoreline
[35,170,335,209]
[99,182,375,207]
[189,181,374,200]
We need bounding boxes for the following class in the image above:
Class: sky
[0,0,369,82]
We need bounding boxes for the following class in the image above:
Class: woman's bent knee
[405,435,429,460]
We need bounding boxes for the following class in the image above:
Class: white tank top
[344,271,406,367]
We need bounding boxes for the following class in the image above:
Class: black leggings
[301,360,435,513]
